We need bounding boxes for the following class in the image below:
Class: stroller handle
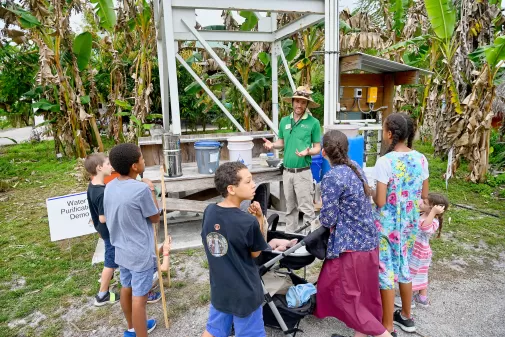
[260,226,328,270]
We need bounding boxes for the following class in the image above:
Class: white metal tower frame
[152,0,340,136]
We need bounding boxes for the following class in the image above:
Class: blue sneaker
[147,319,157,333]
[147,291,161,304]
[122,319,157,336]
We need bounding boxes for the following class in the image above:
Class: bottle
[259,153,268,167]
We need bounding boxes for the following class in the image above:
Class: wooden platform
[143,158,282,193]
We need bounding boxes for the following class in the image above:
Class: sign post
[46,192,96,241]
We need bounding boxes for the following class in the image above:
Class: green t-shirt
[278,112,321,169]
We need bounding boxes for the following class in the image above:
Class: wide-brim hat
[282,86,320,109]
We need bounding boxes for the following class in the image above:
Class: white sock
[128,328,135,332]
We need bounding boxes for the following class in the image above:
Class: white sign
[46,192,96,241]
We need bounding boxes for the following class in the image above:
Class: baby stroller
[255,215,324,337]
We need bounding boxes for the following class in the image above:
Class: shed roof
[340,52,432,75]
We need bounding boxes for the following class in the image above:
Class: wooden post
[381,73,395,155]
[152,223,169,328]
[160,167,171,287]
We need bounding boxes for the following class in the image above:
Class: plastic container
[310,154,323,183]
[227,136,254,169]
[321,135,365,179]
[324,124,360,137]
[194,141,222,174]
[259,153,268,167]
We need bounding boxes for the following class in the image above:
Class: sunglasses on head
[294,91,310,98]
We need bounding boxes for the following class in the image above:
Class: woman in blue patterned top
[314,130,392,337]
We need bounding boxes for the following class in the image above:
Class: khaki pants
[282,169,315,233]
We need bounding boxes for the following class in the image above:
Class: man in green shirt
[263,86,321,232]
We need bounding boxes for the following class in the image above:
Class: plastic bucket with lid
[321,135,365,179]
[227,136,254,169]
[194,141,222,174]
[310,154,323,183]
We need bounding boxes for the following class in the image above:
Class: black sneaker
[393,309,416,332]
[94,291,120,307]
[390,330,398,337]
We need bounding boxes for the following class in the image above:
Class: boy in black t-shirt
[84,153,120,306]
[201,162,269,337]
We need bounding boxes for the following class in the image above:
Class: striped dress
[410,217,439,291]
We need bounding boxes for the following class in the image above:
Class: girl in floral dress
[372,113,429,336]
[315,130,392,337]
[410,193,448,306]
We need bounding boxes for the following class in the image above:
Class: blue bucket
[194,141,221,174]
[321,135,365,179]
[310,154,323,183]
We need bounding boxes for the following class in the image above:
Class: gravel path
[147,263,505,337]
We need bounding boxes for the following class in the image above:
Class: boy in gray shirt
[104,143,160,337]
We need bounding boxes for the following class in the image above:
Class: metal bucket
[162,133,182,177]
[163,149,182,177]
[162,134,180,151]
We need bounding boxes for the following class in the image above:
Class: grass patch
[414,141,505,261]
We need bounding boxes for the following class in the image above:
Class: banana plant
[424,0,461,113]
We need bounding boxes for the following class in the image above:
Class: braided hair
[323,130,372,196]
[426,193,449,238]
[401,114,416,149]
[384,113,409,154]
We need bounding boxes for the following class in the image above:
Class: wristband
[163,253,169,256]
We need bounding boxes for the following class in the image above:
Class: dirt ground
[11,248,504,337]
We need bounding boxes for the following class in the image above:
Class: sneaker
[393,309,416,332]
[94,291,120,307]
[413,293,430,307]
[147,318,157,333]
[390,330,398,337]
[147,291,161,304]
[123,319,157,336]
[394,296,416,309]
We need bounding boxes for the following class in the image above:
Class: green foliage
[424,0,456,39]
[73,32,93,71]
[391,0,410,36]
[89,0,117,31]
[6,7,41,29]
[239,11,258,31]
[484,36,505,68]
[0,44,39,126]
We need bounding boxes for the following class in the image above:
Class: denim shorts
[206,304,265,337]
[103,238,119,269]
[119,266,153,297]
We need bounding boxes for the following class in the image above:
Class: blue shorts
[103,238,119,269]
[206,304,265,337]
[119,266,153,297]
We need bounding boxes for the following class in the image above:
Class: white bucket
[227,136,254,169]
[324,124,360,137]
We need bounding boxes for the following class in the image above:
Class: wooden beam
[381,73,395,155]
[164,197,286,218]
[340,74,384,87]
[339,54,362,72]
[394,71,419,85]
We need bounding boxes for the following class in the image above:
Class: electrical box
[354,88,363,98]
[367,87,378,103]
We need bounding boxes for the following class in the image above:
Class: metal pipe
[163,0,182,134]
[175,54,246,132]
[153,0,170,131]
[182,19,279,135]
[280,48,296,92]
[335,0,341,122]
[323,0,330,126]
